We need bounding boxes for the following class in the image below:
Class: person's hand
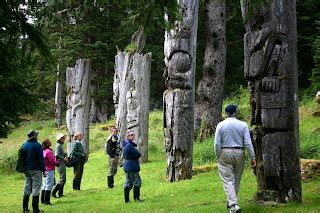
[251,159,256,168]
[64,156,69,162]
[251,159,257,175]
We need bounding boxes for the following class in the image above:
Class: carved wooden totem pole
[66,59,91,158]
[241,0,301,202]
[114,27,151,162]
[163,0,199,181]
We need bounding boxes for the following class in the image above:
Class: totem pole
[163,0,199,181]
[114,27,151,162]
[66,59,91,158]
[241,0,301,202]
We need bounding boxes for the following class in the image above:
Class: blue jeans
[124,172,141,189]
[42,170,55,191]
[24,170,42,196]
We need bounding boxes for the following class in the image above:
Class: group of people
[20,103,255,213]
[21,130,86,213]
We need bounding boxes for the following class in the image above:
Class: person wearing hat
[21,129,45,213]
[70,132,86,190]
[214,104,256,213]
[51,133,68,198]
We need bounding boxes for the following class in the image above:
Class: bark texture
[163,0,199,181]
[194,0,226,140]
[114,28,151,162]
[66,59,91,158]
[241,0,301,202]
[55,62,63,128]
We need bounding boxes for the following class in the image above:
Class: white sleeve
[214,124,222,159]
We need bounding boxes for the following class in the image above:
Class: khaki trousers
[218,149,245,206]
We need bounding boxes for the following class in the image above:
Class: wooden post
[241,0,301,202]
[163,0,199,181]
[55,62,62,128]
[114,27,151,162]
[66,59,91,158]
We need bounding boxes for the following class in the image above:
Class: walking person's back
[22,129,45,213]
[214,105,256,213]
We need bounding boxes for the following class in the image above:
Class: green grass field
[0,106,320,212]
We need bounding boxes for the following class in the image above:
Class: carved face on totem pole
[164,27,193,90]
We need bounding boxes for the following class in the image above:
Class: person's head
[27,129,39,140]
[56,133,66,144]
[111,127,118,136]
[74,132,82,141]
[225,104,238,117]
[126,131,135,142]
[42,139,52,150]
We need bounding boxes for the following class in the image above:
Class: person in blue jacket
[22,129,45,213]
[123,131,144,203]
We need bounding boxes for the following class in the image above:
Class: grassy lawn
[0,109,320,212]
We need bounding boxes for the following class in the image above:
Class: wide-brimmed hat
[27,129,39,139]
[56,133,66,141]
[225,104,238,115]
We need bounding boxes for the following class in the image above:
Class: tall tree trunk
[66,59,91,159]
[163,0,199,181]
[194,0,226,141]
[55,62,62,128]
[114,27,151,162]
[241,0,301,202]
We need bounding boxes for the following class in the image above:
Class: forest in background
[1,0,320,137]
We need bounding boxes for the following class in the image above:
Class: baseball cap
[225,104,238,115]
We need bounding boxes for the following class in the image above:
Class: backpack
[16,146,24,173]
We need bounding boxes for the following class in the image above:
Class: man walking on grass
[214,104,256,213]
[22,129,45,213]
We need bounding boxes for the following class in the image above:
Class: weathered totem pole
[66,59,91,158]
[114,27,151,162]
[54,62,63,128]
[163,0,199,181]
[241,0,301,202]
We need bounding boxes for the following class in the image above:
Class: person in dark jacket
[106,127,120,188]
[22,129,45,213]
[52,133,68,198]
[123,131,143,203]
[70,132,86,190]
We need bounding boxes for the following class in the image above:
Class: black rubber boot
[73,179,77,190]
[58,184,64,197]
[51,184,60,198]
[133,186,144,202]
[40,190,45,204]
[32,196,40,213]
[45,190,53,205]
[77,179,81,190]
[124,188,130,203]
[107,176,114,188]
[23,195,30,212]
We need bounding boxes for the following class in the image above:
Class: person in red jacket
[41,139,59,205]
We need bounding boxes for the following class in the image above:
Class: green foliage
[297,0,320,89]
[0,1,51,137]
[311,32,320,91]
[0,150,17,174]
[193,137,216,166]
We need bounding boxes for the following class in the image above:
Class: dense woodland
[0,0,320,137]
